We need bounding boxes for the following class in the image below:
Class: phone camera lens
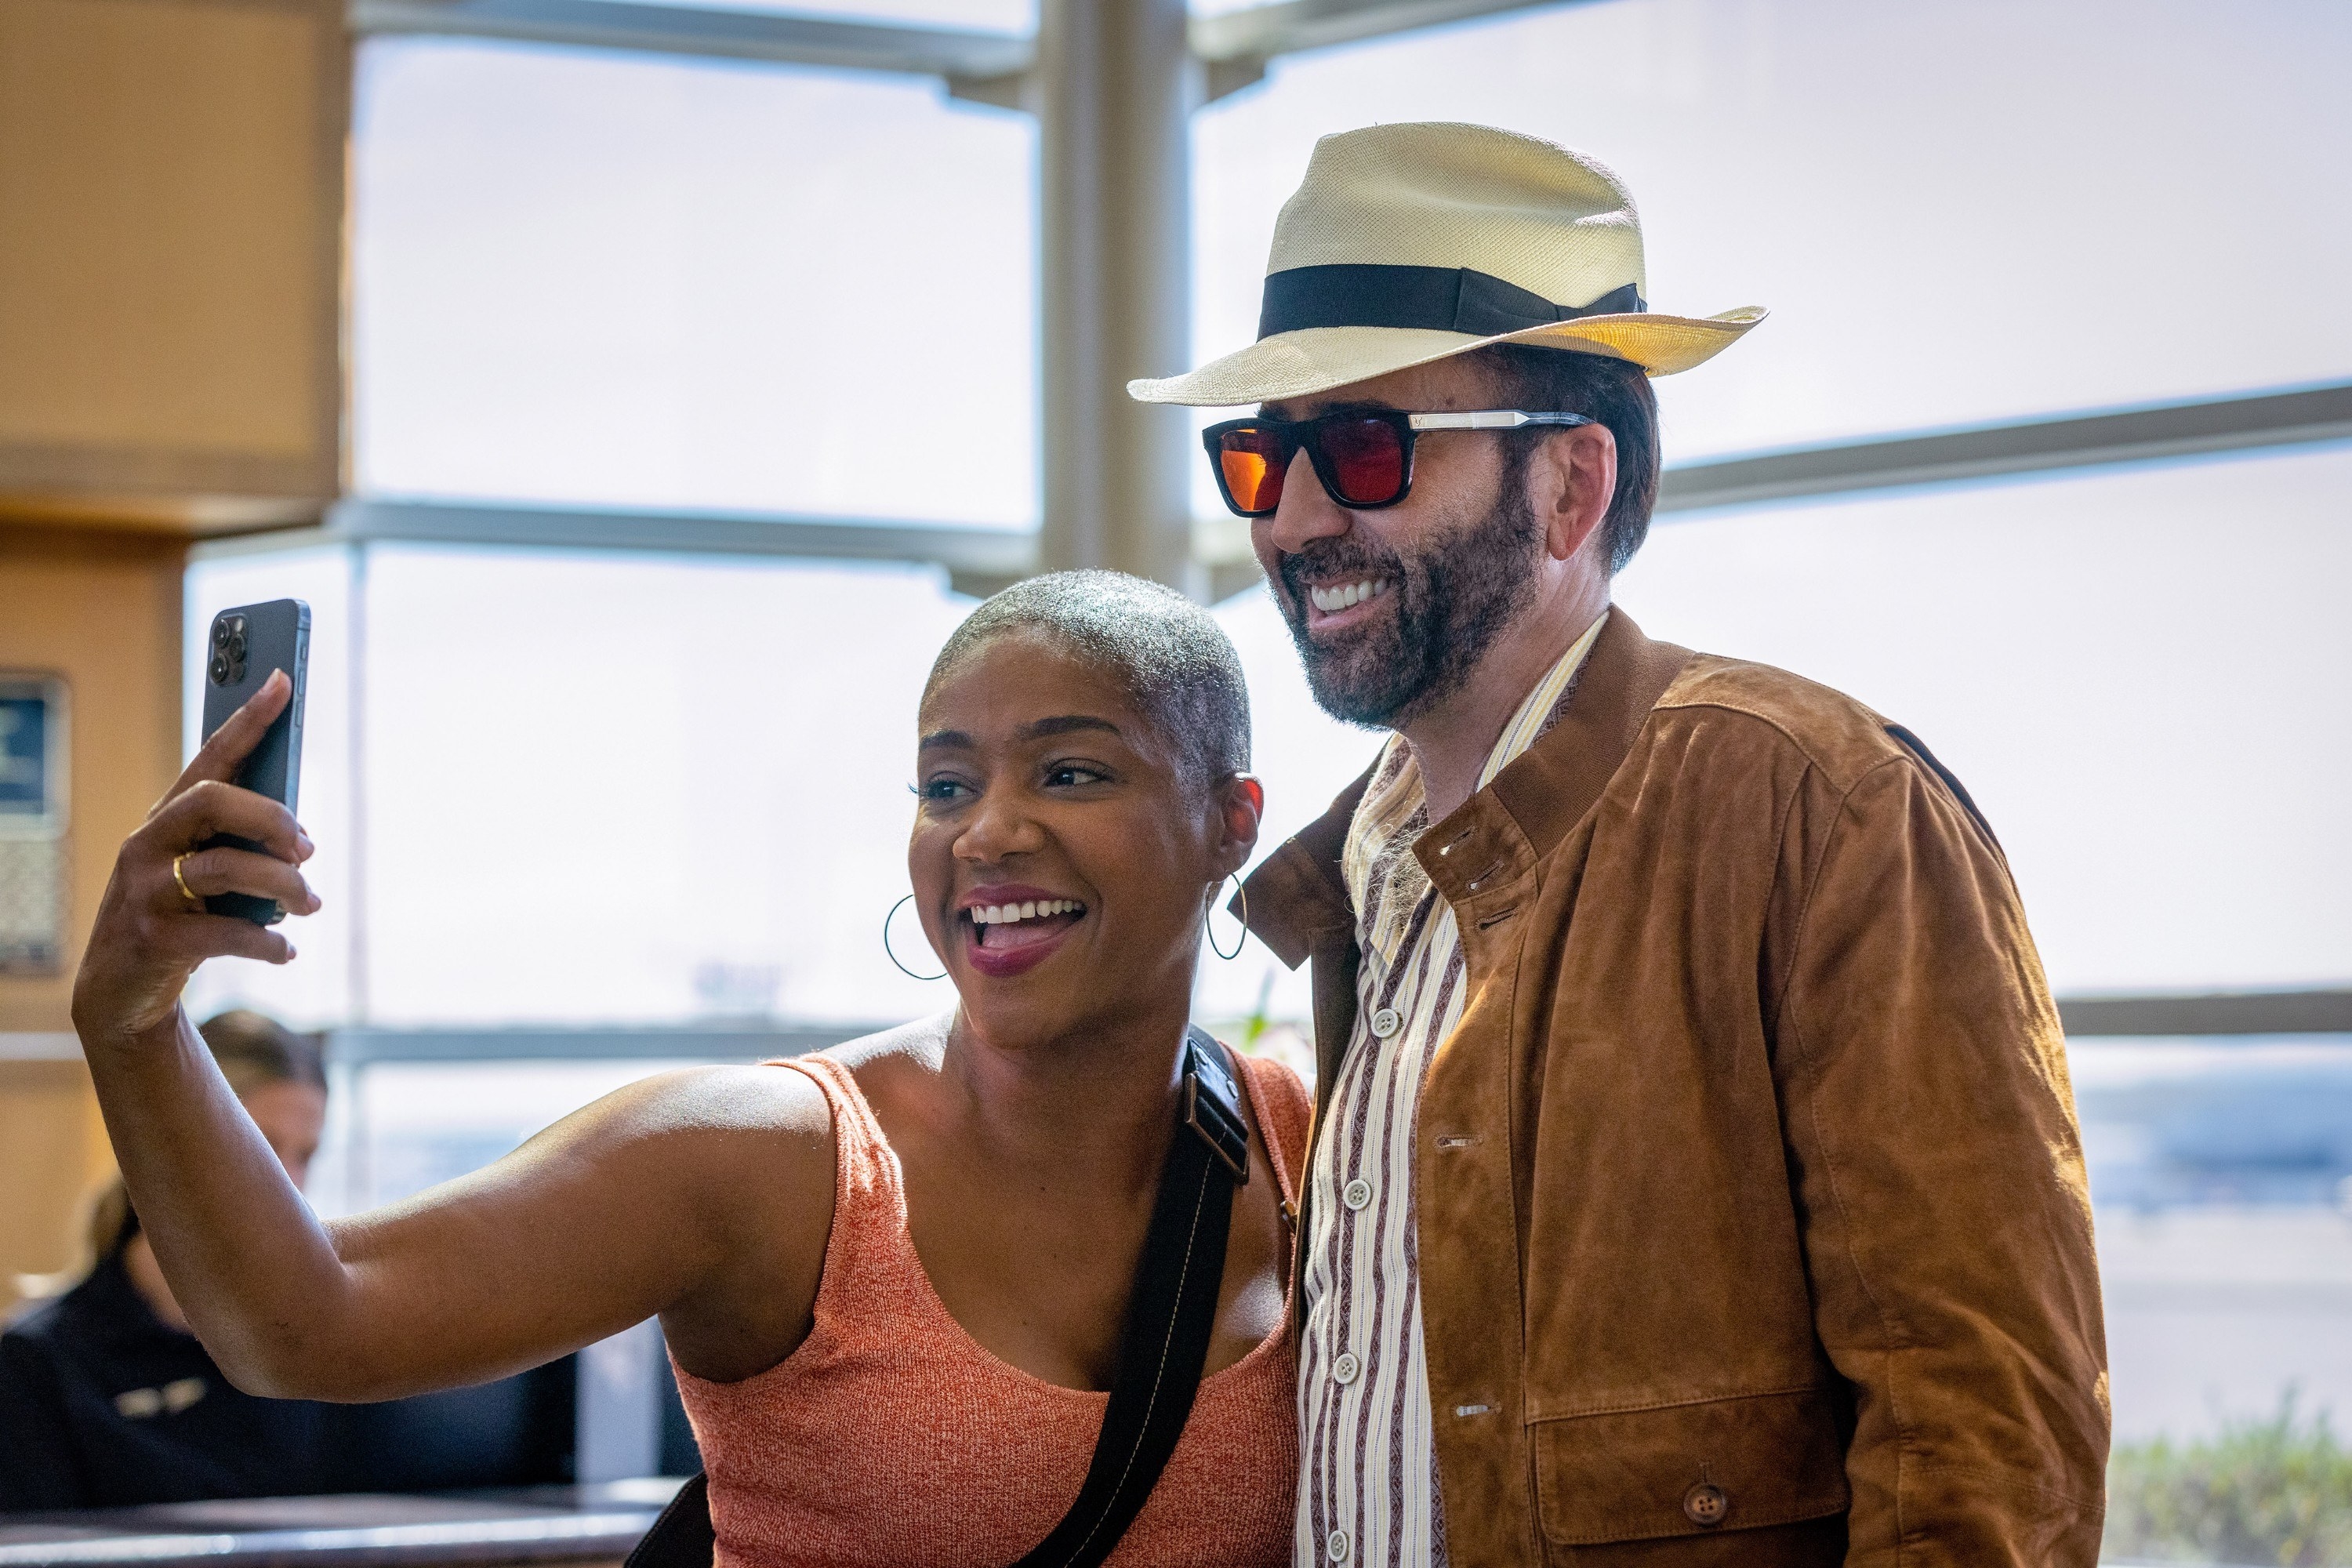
[207,615,249,684]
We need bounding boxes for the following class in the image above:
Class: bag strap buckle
[1181,1028,1250,1185]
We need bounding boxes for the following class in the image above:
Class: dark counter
[0,1482,682,1568]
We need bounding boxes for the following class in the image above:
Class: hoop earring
[883,894,948,981]
[1207,873,1248,961]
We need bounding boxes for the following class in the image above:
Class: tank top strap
[1232,1051,1312,1209]
[764,1054,934,1327]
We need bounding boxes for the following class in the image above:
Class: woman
[0,1011,336,1507]
[0,1012,575,1509]
[67,572,1303,1564]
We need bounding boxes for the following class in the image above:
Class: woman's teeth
[1309,578,1391,613]
[970,898,1083,926]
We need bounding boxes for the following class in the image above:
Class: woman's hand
[72,670,321,1048]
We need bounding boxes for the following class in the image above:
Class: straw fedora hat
[1129,122,1764,408]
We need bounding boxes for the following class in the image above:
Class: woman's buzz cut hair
[926,569,1251,791]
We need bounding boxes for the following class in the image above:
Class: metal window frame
[345,0,1564,79]
[310,989,2352,1063]
[1657,380,2352,515]
[10,992,2340,1067]
[328,1024,867,1063]
[193,497,1041,599]
[198,380,2352,593]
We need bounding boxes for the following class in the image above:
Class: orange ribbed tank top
[673,1050,1308,1568]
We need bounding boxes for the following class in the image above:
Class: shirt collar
[1477,608,1610,791]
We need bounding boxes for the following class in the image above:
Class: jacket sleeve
[1773,754,2109,1567]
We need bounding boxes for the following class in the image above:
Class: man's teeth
[971,898,1083,926]
[1309,578,1392,613]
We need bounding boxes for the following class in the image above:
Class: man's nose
[1261,446,1351,556]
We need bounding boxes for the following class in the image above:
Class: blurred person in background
[1,1011,336,1507]
[1133,122,2110,1566]
[2,1011,572,1510]
[67,572,1306,1565]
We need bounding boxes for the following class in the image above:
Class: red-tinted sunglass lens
[1216,428,1289,514]
[1319,417,1407,506]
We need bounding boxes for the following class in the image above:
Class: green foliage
[2105,1392,2352,1566]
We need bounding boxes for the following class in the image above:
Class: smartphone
[198,600,310,926]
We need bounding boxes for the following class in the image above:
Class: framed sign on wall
[0,675,67,975]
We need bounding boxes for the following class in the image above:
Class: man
[1131,124,2107,1566]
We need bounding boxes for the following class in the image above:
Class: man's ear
[1537,423,1617,564]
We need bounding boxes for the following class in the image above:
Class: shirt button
[1326,1528,1351,1562]
[1370,1007,1401,1038]
[1342,1178,1372,1210]
[1333,1352,1360,1385]
[1683,1483,1730,1527]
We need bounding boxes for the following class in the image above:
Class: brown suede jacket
[1240,611,2110,1566]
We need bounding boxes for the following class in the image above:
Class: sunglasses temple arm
[1404,410,1595,430]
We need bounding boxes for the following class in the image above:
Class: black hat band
[1258,264,1645,342]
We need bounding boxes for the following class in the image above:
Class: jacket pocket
[1532,1386,1851,1546]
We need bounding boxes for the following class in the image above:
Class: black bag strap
[626,1472,713,1568]
[622,1029,1250,1568]
[1011,1026,1246,1568]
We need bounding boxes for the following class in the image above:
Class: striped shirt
[1294,612,1607,1568]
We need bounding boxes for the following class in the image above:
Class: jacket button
[1370,1007,1401,1038]
[1682,1483,1730,1528]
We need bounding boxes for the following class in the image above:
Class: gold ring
[171,853,204,912]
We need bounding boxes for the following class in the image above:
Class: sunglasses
[1202,408,1595,517]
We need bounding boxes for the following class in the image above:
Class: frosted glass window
[331,1060,722,1215]
[352,39,1036,525]
[2074,1036,2352,1440]
[355,547,974,1026]
[1613,443,2352,996]
[1194,0,2352,464]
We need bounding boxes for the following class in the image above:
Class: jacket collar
[1238,608,1691,960]
[1480,608,1693,864]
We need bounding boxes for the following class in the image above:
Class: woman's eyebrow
[1021,714,1123,741]
[916,729,973,753]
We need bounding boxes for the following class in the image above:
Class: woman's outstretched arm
[72,676,834,1401]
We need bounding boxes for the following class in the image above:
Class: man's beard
[1276,481,1547,730]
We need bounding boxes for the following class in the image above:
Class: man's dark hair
[1472,343,1661,574]
[926,570,1250,790]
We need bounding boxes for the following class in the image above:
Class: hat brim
[1127,307,1766,408]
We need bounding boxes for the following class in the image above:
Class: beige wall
[0,524,185,1314]
[0,1058,118,1316]
[0,0,348,530]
